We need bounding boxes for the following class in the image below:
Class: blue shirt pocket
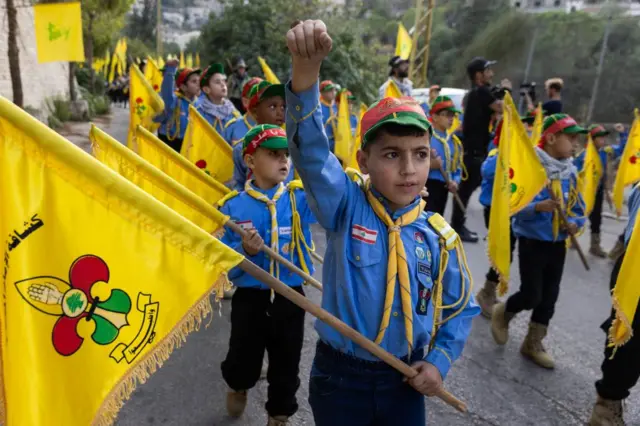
[347,239,382,268]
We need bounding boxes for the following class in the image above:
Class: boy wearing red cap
[224,77,263,146]
[491,113,587,369]
[286,20,479,425]
[153,60,201,152]
[218,124,317,426]
[195,63,240,136]
[319,80,338,151]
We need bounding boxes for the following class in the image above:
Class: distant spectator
[542,78,563,116]
[378,56,413,99]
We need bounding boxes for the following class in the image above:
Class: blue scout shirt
[512,171,586,242]
[574,130,629,185]
[428,128,463,184]
[625,183,640,246]
[194,95,239,137]
[154,65,193,139]
[286,81,480,379]
[480,148,498,207]
[350,112,358,136]
[231,142,295,192]
[224,114,256,146]
[320,100,337,151]
[219,182,316,288]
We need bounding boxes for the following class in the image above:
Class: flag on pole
[613,110,640,215]
[157,56,165,69]
[180,51,186,68]
[195,53,201,68]
[33,2,85,63]
[181,106,234,184]
[384,79,403,99]
[349,102,368,172]
[128,64,165,150]
[488,92,547,294]
[530,103,543,145]
[334,90,353,166]
[395,23,413,60]
[186,53,194,68]
[257,56,281,84]
[578,135,604,216]
[0,95,242,426]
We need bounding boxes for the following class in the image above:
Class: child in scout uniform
[154,60,201,152]
[218,124,317,426]
[224,77,263,146]
[574,123,628,257]
[231,81,292,192]
[285,20,480,425]
[319,80,338,151]
[195,63,240,136]
[491,113,587,369]
[424,95,464,215]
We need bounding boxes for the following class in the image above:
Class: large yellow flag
[579,135,604,216]
[0,96,242,426]
[613,110,640,215]
[144,56,163,93]
[349,102,368,171]
[530,103,543,145]
[334,91,353,165]
[384,79,403,99]
[128,64,165,150]
[181,106,234,184]
[395,23,413,60]
[257,56,281,84]
[488,93,547,294]
[33,2,85,63]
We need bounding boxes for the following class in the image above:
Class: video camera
[519,81,537,103]
[490,85,510,100]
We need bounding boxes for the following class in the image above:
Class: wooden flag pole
[547,186,590,270]
[310,250,324,264]
[237,258,467,413]
[438,165,466,214]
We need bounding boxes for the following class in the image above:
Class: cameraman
[453,57,511,243]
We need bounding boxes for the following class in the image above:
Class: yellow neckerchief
[432,129,454,179]
[365,181,426,354]
[167,92,194,141]
[320,98,337,129]
[244,180,286,278]
[243,113,255,130]
[287,180,316,275]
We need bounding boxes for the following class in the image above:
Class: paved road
[73,108,639,425]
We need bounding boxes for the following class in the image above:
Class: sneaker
[267,415,290,426]
[226,389,247,418]
[589,396,625,426]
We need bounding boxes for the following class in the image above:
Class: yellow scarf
[433,130,464,181]
[365,182,426,354]
[244,181,286,278]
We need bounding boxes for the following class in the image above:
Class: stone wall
[0,5,70,120]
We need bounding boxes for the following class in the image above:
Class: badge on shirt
[415,246,426,260]
[351,224,378,245]
[418,262,430,276]
[279,226,292,236]
[237,220,255,231]
[415,283,432,316]
[282,242,290,255]
[414,232,425,244]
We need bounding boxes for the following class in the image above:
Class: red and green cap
[243,124,288,156]
[320,80,336,92]
[589,124,610,138]
[336,89,356,104]
[520,107,541,124]
[241,77,263,99]
[360,97,432,148]
[429,95,461,115]
[539,113,588,147]
[247,81,285,110]
[199,63,225,88]
[175,67,201,87]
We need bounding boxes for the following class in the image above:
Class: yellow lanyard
[168,93,194,141]
[433,131,453,178]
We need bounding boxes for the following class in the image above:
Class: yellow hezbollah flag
[180,51,186,68]
[579,135,604,216]
[395,23,412,60]
[349,102,368,171]
[186,53,194,68]
[144,57,162,92]
[128,64,164,150]
[530,103,543,145]
[257,56,281,84]
[0,95,242,426]
[195,53,201,68]
[181,106,234,184]
[334,90,353,166]
[384,79,403,99]
[488,92,547,294]
[613,110,640,215]
[34,2,85,63]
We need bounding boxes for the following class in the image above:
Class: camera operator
[453,57,511,243]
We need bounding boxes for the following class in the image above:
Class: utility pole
[408,0,436,88]
[518,27,538,115]
[586,13,612,123]
[6,0,23,107]
[156,0,163,57]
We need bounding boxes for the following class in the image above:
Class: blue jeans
[309,341,426,426]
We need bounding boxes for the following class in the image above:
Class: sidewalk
[57,105,130,153]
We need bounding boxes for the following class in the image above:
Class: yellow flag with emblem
[143,57,163,133]
[349,102,368,171]
[181,106,234,184]
[33,2,85,63]
[613,110,640,215]
[395,23,413,60]
[488,92,547,295]
[128,64,165,150]
[0,95,242,426]
[334,90,353,166]
[530,103,543,145]
[384,79,403,99]
[257,56,281,84]
[578,135,604,216]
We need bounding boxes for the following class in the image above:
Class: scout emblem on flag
[351,224,378,244]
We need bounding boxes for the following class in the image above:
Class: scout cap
[243,124,288,156]
[520,107,542,124]
[242,77,263,99]
[175,67,201,87]
[247,80,286,110]
[361,97,432,148]
[199,63,225,88]
[320,80,336,92]
[429,84,441,92]
[539,113,588,147]
[429,95,462,115]
[589,124,610,138]
[467,57,497,79]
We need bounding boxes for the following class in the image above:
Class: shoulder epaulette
[488,148,498,157]
[224,117,239,129]
[232,110,241,118]
[345,167,365,187]
[287,179,304,192]
[427,213,458,250]
[217,190,240,208]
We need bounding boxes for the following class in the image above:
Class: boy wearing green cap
[320,80,338,151]
[195,63,240,136]
[491,113,587,369]
[286,20,479,425]
[224,77,263,146]
[218,124,316,426]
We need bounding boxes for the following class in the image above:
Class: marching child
[195,63,240,136]
[224,77,263,146]
[154,60,201,152]
[491,113,587,369]
[424,95,464,215]
[218,124,317,426]
[319,80,338,151]
[286,20,479,425]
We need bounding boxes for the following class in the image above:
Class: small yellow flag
[180,50,186,68]
[186,53,194,68]
[34,2,85,63]
[384,79,403,99]
[395,23,413,60]
[128,64,165,150]
[181,106,235,184]
[488,93,547,294]
[158,56,166,69]
[530,103,543,145]
[578,135,604,216]
[349,102,368,172]
[195,53,201,68]
[257,56,281,84]
[0,95,242,426]
[613,110,640,215]
[334,91,353,166]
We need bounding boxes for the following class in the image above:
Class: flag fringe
[485,238,509,296]
[91,274,232,426]
[607,293,633,357]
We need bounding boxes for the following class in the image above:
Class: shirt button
[355,255,361,261]
[296,105,301,111]
[393,312,399,317]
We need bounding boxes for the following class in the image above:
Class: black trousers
[451,151,485,230]
[158,133,183,153]
[221,286,305,417]
[505,237,566,325]
[483,206,517,283]
[596,251,640,400]
[590,185,604,234]
[425,178,449,215]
